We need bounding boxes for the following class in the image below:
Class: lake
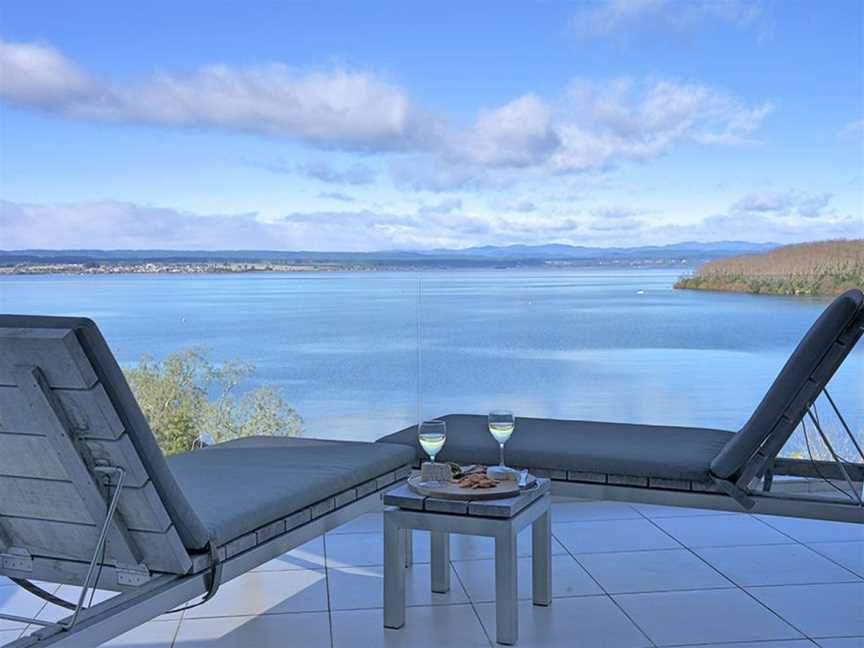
[0,269,861,446]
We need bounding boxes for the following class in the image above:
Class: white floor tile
[328,511,384,534]
[183,569,328,618]
[0,585,53,631]
[551,500,642,522]
[808,542,864,578]
[815,639,864,647]
[327,564,469,609]
[757,516,864,543]
[696,544,862,587]
[578,548,732,593]
[451,554,602,602]
[614,588,802,645]
[326,531,431,567]
[331,604,491,648]
[629,502,740,519]
[103,619,180,647]
[747,582,864,638]
[175,612,331,648]
[684,642,817,648]
[653,514,792,547]
[553,518,681,554]
[473,595,650,648]
[447,529,566,561]
[252,537,327,571]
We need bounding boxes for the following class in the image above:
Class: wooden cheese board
[407,474,537,500]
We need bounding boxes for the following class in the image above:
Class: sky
[0,0,862,251]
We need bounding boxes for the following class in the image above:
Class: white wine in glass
[418,420,447,463]
[488,410,515,468]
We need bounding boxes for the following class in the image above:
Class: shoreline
[0,260,696,276]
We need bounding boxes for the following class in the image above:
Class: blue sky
[0,0,861,250]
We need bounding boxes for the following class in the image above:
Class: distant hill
[674,239,864,297]
[0,241,777,268]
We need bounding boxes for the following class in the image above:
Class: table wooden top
[384,478,550,518]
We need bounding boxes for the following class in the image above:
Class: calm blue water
[1,269,861,443]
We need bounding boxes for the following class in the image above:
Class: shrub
[124,348,302,455]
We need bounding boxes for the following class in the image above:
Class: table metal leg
[495,527,518,645]
[430,531,450,593]
[384,513,406,629]
[532,506,552,606]
[404,528,413,568]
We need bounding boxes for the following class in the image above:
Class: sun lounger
[379,289,864,523]
[0,315,414,648]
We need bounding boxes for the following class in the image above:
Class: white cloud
[0,40,428,150]
[570,0,764,39]
[0,200,287,249]
[731,190,833,218]
[0,40,95,107]
[318,191,355,202]
[1,40,773,182]
[840,118,864,140]
[455,95,559,166]
[548,78,773,171]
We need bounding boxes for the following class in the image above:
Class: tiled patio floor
[2,497,862,647]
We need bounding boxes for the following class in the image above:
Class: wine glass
[418,420,447,463]
[488,410,515,468]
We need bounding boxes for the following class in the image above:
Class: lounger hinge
[116,563,151,587]
[1,547,33,573]
[709,476,755,510]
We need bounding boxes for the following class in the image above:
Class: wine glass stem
[499,443,505,467]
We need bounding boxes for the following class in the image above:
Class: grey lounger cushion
[377,414,734,482]
[167,436,415,546]
[711,288,864,479]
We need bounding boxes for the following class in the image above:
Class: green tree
[124,348,302,455]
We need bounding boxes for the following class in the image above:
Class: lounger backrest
[711,289,864,481]
[0,315,211,579]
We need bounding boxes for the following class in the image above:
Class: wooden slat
[424,498,468,514]
[376,471,396,489]
[255,520,286,545]
[567,470,606,483]
[648,477,692,491]
[223,533,257,560]
[607,474,649,487]
[383,486,425,510]
[0,476,92,523]
[0,517,189,574]
[356,478,379,498]
[284,509,312,533]
[334,488,357,509]
[0,383,124,439]
[310,498,335,519]
[0,434,67,479]
[0,328,97,388]
[467,481,549,518]
[0,477,170,534]
[11,366,140,565]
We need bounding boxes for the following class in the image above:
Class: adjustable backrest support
[0,316,208,587]
[710,289,864,485]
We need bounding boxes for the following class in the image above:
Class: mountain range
[0,241,777,265]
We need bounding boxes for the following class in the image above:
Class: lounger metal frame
[3,477,406,648]
[0,322,413,648]
[542,385,864,523]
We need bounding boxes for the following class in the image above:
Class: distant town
[0,242,777,275]
[0,258,697,275]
